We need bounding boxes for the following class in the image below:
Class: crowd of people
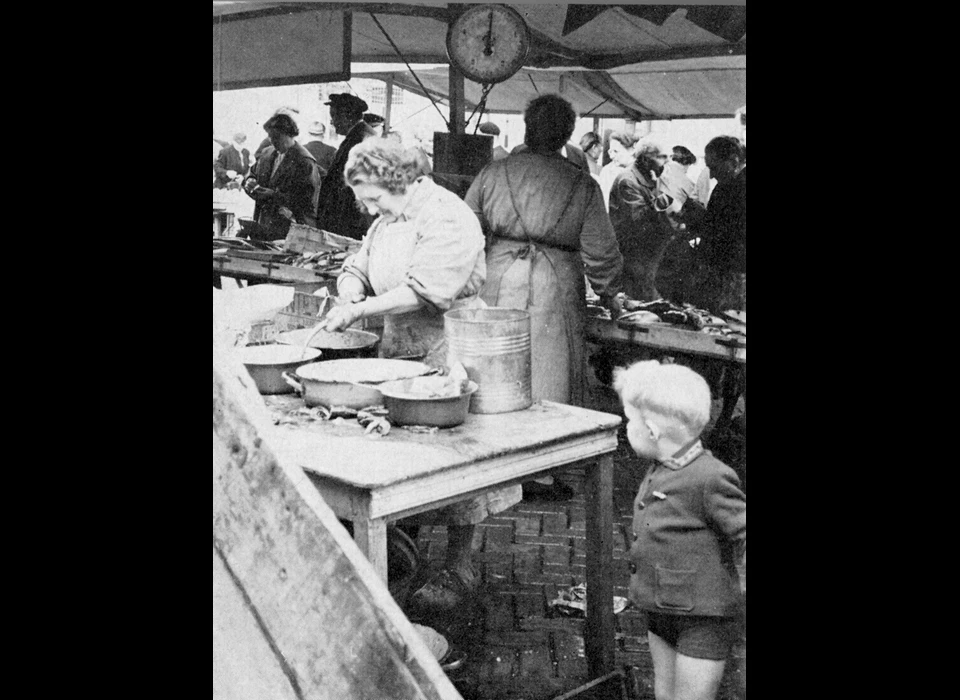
[215,93,745,700]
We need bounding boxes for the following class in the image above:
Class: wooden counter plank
[214,254,335,284]
[265,398,621,491]
[586,317,746,363]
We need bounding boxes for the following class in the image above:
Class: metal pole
[449,67,465,135]
[448,4,465,135]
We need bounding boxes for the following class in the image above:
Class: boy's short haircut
[613,360,712,438]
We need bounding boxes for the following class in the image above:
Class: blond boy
[614,361,746,700]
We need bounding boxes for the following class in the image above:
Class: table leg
[715,364,744,435]
[352,518,389,582]
[584,453,615,678]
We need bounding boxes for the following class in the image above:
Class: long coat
[608,165,676,301]
[465,151,623,406]
[247,143,321,229]
[315,120,377,239]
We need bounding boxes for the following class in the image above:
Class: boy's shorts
[645,611,737,660]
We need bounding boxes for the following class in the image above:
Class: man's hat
[307,121,326,136]
[325,93,368,113]
[478,121,501,136]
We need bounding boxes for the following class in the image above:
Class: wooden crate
[284,223,361,255]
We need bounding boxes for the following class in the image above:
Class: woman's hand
[322,301,365,332]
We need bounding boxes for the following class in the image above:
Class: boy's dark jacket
[629,448,746,617]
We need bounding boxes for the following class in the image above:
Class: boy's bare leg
[674,653,726,700]
[648,632,678,700]
[649,631,726,700]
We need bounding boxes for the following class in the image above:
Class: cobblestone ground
[403,358,747,700]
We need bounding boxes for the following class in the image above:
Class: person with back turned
[465,94,623,501]
[315,93,377,239]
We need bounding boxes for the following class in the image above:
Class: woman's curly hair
[344,138,430,194]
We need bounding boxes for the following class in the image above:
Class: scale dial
[446,4,531,84]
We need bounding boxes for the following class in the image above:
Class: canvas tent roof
[213,3,745,120]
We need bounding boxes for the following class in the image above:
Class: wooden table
[263,395,622,678]
[586,317,745,364]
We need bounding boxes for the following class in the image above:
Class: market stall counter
[586,307,746,434]
[213,222,360,289]
[262,394,622,679]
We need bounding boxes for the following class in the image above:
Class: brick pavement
[405,379,746,700]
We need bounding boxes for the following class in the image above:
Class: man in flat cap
[316,93,377,239]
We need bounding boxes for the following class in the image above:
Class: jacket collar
[659,439,704,470]
[392,177,431,222]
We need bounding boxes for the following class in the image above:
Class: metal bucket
[444,307,532,414]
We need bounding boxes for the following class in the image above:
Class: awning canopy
[213,3,745,119]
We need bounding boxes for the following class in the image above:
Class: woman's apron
[365,217,485,368]
[366,216,515,526]
[480,166,589,406]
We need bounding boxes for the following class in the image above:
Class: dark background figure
[242,112,321,235]
[315,93,377,239]
[579,131,603,176]
[303,121,336,178]
[213,132,250,189]
[608,141,676,301]
[686,135,746,313]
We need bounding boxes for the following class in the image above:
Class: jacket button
[628,563,637,575]
[632,532,638,541]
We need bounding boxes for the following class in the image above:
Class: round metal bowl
[238,344,323,394]
[377,379,479,428]
[276,327,379,361]
[282,359,433,409]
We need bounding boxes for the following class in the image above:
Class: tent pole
[385,76,394,132]
[449,67,465,135]
[447,4,464,135]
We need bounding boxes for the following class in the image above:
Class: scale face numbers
[445,4,530,84]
